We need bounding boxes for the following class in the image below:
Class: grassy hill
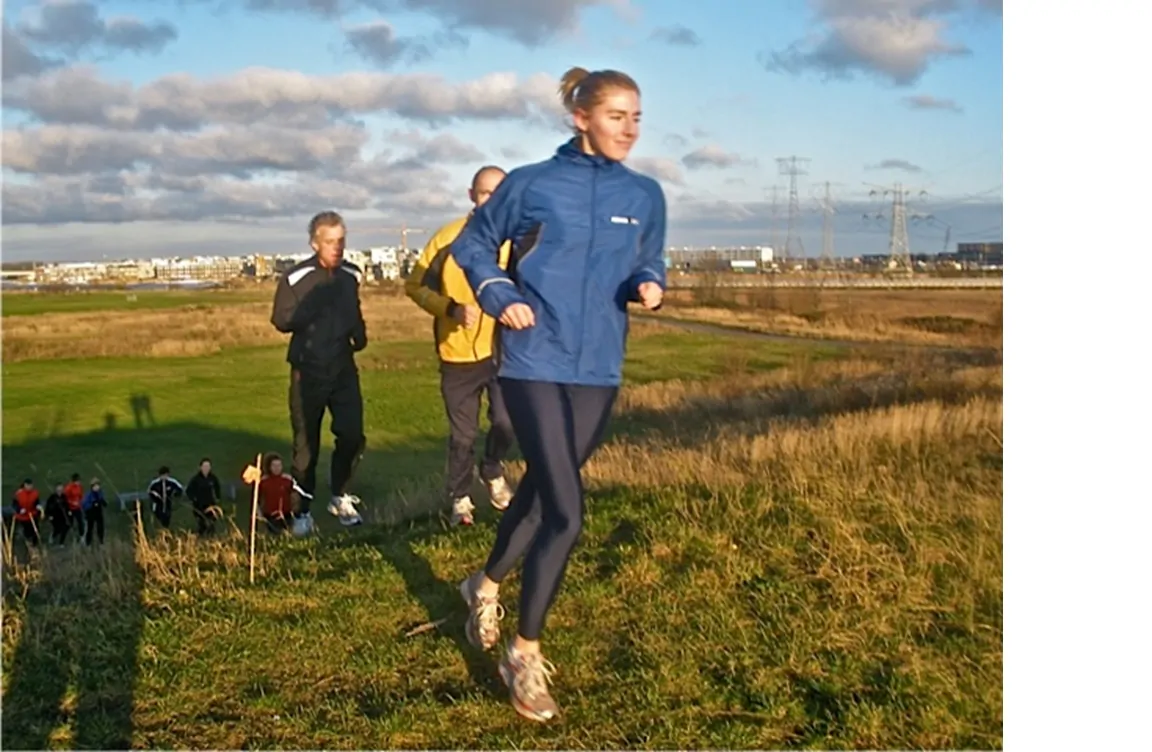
[1,288,1003,749]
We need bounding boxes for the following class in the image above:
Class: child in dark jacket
[83,479,108,545]
[45,483,70,545]
[186,457,223,536]
[148,466,183,529]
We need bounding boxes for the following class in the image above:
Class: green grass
[0,289,269,317]
[1,322,1002,749]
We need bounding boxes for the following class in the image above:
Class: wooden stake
[249,453,262,585]
[3,517,15,570]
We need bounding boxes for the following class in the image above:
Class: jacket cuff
[476,278,527,319]
[627,270,663,301]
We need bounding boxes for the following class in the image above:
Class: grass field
[1,286,1003,749]
[0,288,269,317]
[662,285,1004,349]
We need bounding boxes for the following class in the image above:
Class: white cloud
[343,20,468,69]
[760,0,997,86]
[3,123,369,176]
[650,25,701,46]
[2,65,567,130]
[175,0,633,46]
[627,156,685,186]
[902,93,963,112]
[16,0,177,56]
[0,61,566,228]
[681,145,755,170]
[866,158,924,173]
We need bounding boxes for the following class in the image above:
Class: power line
[777,156,810,263]
[864,182,930,272]
[767,184,784,258]
[811,180,842,269]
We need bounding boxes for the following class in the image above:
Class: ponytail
[558,67,591,113]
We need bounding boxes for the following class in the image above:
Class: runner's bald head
[469,165,506,208]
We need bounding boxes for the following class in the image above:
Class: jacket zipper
[576,165,597,381]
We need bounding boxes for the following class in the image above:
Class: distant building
[956,242,1003,269]
[666,246,774,272]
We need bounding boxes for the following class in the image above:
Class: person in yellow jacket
[406,165,516,526]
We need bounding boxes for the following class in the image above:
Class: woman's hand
[637,281,664,310]
[499,303,536,330]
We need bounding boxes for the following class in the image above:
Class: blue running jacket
[450,139,667,387]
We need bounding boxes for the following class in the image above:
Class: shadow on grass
[2,522,144,750]
[0,419,445,750]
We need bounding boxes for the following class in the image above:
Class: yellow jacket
[405,214,512,363]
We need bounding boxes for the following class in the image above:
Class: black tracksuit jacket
[270,256,368,379]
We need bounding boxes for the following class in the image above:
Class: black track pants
[289,365,365,514]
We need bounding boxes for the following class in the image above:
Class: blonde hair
[558,66,640,125]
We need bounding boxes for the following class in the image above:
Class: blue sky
[1,0,1003,262]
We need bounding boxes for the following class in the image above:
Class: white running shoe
[451,495,475,526]
[486,476,513,511]
[459,572,504,651]
[499,644,560,723]
[292,512,315,538]
[327,494,363,526]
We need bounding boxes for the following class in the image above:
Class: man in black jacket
[147,466,183,529]
[271,210,368,537]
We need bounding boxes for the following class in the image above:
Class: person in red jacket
[259,454,296,534]
[64,473,86,541]
[11,479,43,547]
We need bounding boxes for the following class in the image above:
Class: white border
[1007,0,1152,747]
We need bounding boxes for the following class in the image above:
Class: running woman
[450,66,666,722]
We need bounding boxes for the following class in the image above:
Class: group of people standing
[271,66,666,722]
[7,459,228,548]
[8,474,106,547]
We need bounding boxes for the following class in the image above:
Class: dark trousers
[85,509,105,545]
[50,514,69,545]
[19,520,40,547]
[192,504,216,535]
[440,358,515,499]
[484,378,617,641]
[153,503,172,529]
[68,508,85,540]
[289,365,365,514]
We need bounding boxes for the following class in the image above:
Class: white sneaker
[327,494,363,527]
[486,476,513,511]
[459,572,504,651]
[292,512,315,538]
[451,495,475,526]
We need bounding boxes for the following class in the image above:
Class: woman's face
[575,87,641,162]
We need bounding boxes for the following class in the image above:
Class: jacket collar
[556,137,620,170]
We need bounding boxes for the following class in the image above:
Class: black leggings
[484,378,617,641]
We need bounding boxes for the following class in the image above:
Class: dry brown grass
[1,286,676,362]
[1,290,426,362]
[663,287,1003,348]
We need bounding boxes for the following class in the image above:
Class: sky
[0,0,1003,262]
